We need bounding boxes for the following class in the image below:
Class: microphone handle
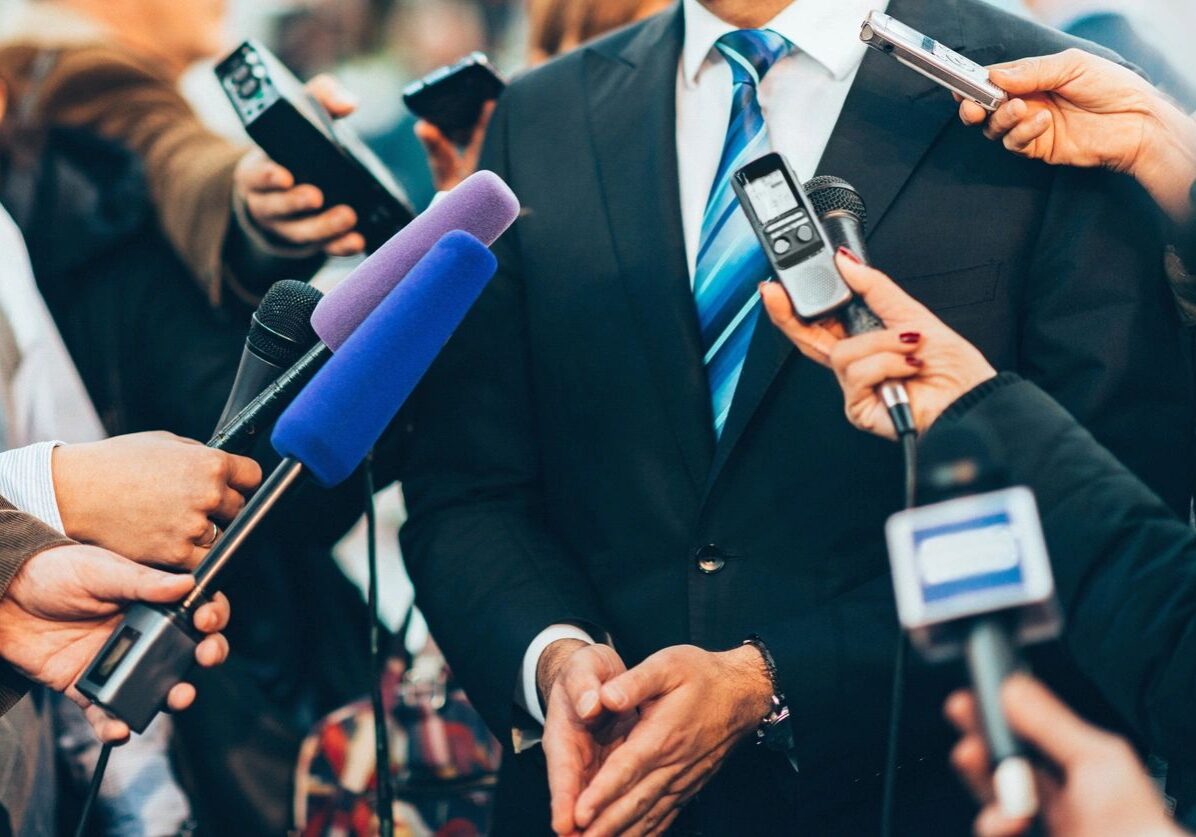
[208,342,332,453]
[964,617,1038,819]
[821,214,915,435]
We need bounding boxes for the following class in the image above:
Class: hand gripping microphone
[207,170,520,452]
[885,425,1062,820]
[78,231,499,733]
[804,175,914,437]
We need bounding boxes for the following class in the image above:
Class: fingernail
[578,690,598,716]
[906,356,924,367]
[606,683,627,707]
[837,246,861,265]
[900,332,921,344]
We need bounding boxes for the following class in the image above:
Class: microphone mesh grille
[247,280,323,366]
[805,176,868,230]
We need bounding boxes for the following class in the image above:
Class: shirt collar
[681,0,890,88]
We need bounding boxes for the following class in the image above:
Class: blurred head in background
[24,0,230,78]
[527,0,669,65]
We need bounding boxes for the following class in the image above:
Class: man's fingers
[579,769,676,837]
[266,206,358,245]
[982,98,1028,141]
[193,593,230,634]
[945,689,981,734]
[544,717,587,835]
[245,184,325,220]
[84,704,131,744]
[563,644,622,720]
[575,732,662,829]
[195,633,230,668]
[324,232,367,257]
[987,51,1084,97]
[98,558,195,605]
[760,282,840,364]
[1001,674,1108,765]
[951,734,994,803]
[213,488,246,523]
[224,453,263,494]
[959,99,990,126]
[1003,111,1051,154]
[974,803,1034,837]
[599,655,672,715]
[166,682,197,712]
[305,73,358,118]
[238,155,294,192]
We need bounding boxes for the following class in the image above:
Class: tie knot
[715,29,792,87]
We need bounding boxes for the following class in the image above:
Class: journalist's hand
[572,644,773,837]
[52,432,262,569]
[235,74,367,256]
[946,674,1184,837]
[760,250,996,439]
[541,640,635,836]
[959,49,1196,223]
[414,101,497,193]
[0,544,230,743]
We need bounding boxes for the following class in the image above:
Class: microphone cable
[881,425,918,837]
[73,740,112,837]
[364,451,395,836]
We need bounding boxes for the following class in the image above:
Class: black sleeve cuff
[931,372,1024,430]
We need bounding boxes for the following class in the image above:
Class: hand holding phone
[404,53,506,146]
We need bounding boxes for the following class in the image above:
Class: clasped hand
[541,641,772,836]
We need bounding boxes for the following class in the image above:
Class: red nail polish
[837,246,862,264]
[900,332,921,344]
[906,356,924,367]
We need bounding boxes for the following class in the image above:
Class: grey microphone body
[805,176,913,435]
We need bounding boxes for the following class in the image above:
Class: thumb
[1001,674,1104,767]
[600,654,671,713]
[834,251,926,321]
[988,52,1080,96]
[89,552,196,605]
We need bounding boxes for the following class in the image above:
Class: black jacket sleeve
[932,375,1196,759]
[397,96,610,740]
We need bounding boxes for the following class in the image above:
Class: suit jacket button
[695,545,726,574]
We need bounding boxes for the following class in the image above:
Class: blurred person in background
[416,0,669,193]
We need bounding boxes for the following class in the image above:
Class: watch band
[742,635,797,765]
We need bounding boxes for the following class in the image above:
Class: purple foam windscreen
[272,231,498,487]
[311,170,519,351]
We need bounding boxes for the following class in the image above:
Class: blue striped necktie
[695,29,792,437]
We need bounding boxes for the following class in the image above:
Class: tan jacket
[0,6,317,305]
[0,496,74,716]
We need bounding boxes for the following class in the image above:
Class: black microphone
[805,176,914,436]
[212,281,323,442]
[886,425,1062,819]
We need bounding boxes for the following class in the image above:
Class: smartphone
[860,11,1009,112]
[732,152,852,321]
[403,53,506,145]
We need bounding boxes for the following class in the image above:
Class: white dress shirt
[517,0,888,733]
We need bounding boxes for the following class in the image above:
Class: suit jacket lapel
[704,0,1001,498]
[585,5,715,492]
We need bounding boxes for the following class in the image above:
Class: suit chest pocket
[897,261,1003,312]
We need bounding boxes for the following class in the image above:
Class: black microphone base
[77,601,202,734]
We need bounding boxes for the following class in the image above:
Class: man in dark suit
[399,0,1194,832]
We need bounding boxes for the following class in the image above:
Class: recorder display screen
[744,170,800,224]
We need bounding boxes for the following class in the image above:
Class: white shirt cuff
[517,624,596,726]
[0,441,66,532]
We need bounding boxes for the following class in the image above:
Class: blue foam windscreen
[271,230,498,486]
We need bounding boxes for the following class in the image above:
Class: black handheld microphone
[215,281,323,432]
[885,425,1062,819]
[804,176,914,436]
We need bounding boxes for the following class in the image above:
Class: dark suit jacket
[399,1,1194,832]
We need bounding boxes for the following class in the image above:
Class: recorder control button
[238,79,261,98]
[796,224,814,243]
[772,237,791,255]
[231,64,251,83]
